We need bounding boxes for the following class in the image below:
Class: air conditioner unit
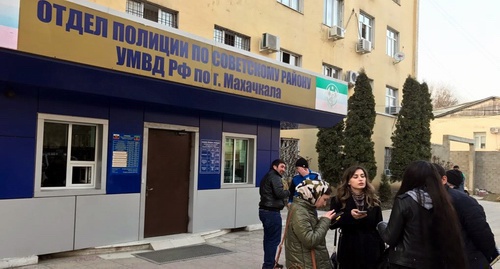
[356,39,372,54]
[260,33,280,52]
[328,26,345,40]
[346,71,358,84]
[384,169,392,176]
[387,106,401,115]
[490,127,500,134]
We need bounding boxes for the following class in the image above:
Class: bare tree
[429,84,459,109]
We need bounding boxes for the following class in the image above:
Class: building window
[278,50,301,67]
[474,132,486,149]
[323,64,342,79]
[386,28,399,57]
[35,114,108,197]
[323,0,343,27]
[214,26,251,51]
[385,87,398,114]
[126,0,178,28]
[358,12,374,42]
[277,0,302,12]
[222,133,256,185]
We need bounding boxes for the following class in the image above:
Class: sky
[417,0,500,102]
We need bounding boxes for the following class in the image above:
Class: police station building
[0,0,347,259]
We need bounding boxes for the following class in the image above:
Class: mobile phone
[357,210,367,214]
[334,211,344,217]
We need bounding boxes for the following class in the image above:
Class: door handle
[147,187,154,191]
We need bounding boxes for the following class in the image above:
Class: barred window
[214,26,250,51]
[126,0,178,28]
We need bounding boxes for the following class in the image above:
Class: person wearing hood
[377,160,467,269]
[285,179,336,269]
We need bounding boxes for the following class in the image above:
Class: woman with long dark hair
[377,160,467,269]
[330,165,384,269]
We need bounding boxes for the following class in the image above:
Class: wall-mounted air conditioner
[356,38,372,54]
[346,71,358,84]
[490,127,500,134]
[260,33,280,52]
[328,25,345,40]
[387,106,401,115]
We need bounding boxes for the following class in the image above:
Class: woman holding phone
[330,165,384,269]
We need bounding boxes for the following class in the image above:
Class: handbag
[275,206,294,269]
[275,205,318,269]
[330,228,340,269]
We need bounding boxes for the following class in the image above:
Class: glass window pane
[234,140,248,183]
[224,139,234,183]
[42,122,68,187]
[72,166,92,184]
[71,125,96,161]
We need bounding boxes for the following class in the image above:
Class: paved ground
[17,199,500,269]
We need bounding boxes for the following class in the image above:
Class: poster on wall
[200,139,221,174]
[0,0,19,50]
[111,134,141,174]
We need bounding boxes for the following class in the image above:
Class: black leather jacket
[447,187,499,268]
[258,169,289,211]
[377,194,439,269]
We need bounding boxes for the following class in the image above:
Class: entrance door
[144,129,191,237]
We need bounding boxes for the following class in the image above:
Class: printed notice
[111,134,141,174]
[200,139,221,174]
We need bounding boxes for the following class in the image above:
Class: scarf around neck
[406,188,433,210]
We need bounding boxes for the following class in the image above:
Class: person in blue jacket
[288,157,321,205]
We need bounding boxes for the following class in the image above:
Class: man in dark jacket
[259,159,290,269]
[439,166,499,268]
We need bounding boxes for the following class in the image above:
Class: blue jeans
[259,209,282,269]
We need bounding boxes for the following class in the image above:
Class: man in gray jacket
[259,159,290,269]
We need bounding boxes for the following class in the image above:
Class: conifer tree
[343,71,377,178]
[389,76,422,182]
[418,82,434,161]
[316,120,345,186]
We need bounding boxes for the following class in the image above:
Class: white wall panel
[193,189,236,232]
[0,197,75,259]
[235,188,260,227]
[74,193,140,249]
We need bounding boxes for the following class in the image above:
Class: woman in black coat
[330,165,385,269]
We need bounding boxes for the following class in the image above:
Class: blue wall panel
[257,121,273,151]
[106,104,144,194]
[222,115,257,135]
[197,115,223,190]
[271,123,281,152]
[38,88,110,119]
[144,105,200,127]
[0,82,37,137]
[0,137,35,199]
[255,150,272,187]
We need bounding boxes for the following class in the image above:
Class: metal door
[144,129,191,237]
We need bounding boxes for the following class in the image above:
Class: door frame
[139,122,199,239]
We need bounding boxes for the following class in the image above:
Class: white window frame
[359,12,374,42]
[277,0,303,12]
[323,63,342,79]
[474,132,486,149]
[386,28,399,57]
[323,0,344,27]
[221,133,256,188]
[214,26,251,51]
[385,86,398,114]
[278,50,302,67]
[34,113,108,197]
[126,0,178,28]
